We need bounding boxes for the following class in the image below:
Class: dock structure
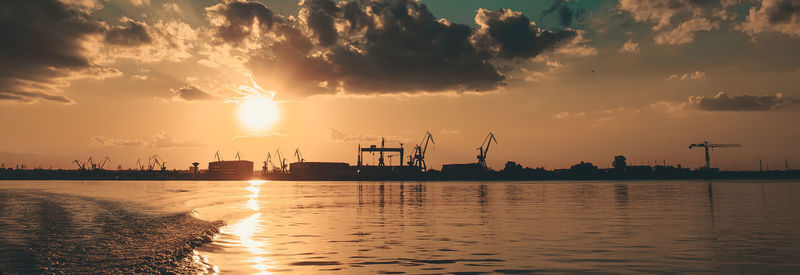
[358,138,404,167]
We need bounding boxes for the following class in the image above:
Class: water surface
[1,180,799,273]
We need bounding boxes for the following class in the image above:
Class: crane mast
[477,132,497,168]
[689,141,742,170]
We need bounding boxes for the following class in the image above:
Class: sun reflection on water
[223,180,273,274]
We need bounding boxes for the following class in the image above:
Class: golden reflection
[246,180,264,211]
[222,180,273,274]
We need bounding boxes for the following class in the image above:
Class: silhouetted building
[208,160,253,179]
[441,163,487,179]
[290,162,353,179]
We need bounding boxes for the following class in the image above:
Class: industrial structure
[207,151,253,179]
[408,131,435,171]
[358,138,404,167]
[442,132,498,179]
[689,141,742,170]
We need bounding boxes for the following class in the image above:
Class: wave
[0,189,223,273]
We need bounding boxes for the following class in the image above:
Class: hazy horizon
[2,0,799,171]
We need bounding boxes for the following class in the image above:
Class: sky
[1,0,799,171]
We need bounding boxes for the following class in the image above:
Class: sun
[238,96,279,131]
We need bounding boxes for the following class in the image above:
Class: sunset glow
[238,96,279,132]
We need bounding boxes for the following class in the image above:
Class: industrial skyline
[2,0,799,171]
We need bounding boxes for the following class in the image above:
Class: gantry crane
[408,131,435,171]
[477,132,497,168]
[294,148,305,163]
[689,141,742,170]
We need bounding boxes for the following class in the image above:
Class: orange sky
[1,0,799,171]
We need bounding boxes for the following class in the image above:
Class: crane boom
[689,141,742,170]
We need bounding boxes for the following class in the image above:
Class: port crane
[408,131,435,171]
[294,148,305,163]
[689,141,742,170]
[148,154,166,171]
[97,156,111,170]
[235,151,243,161]
[135,158,144,170]
[86,156,97,170]
[263,153,278,175]
[275,149,288,173]
[214,151,224,162]
[73,159,86,170]
[477,132,497,168]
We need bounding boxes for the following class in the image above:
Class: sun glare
[238,96,279,131]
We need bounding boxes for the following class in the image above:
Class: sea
[0,180,799,274]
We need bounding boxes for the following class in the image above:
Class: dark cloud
[105,19,152,46]
[170,85,215,101]
[765,0,800,24]
[691,92,799,111]
[300,0,339,46]
[206,0,274,44]
[474,9,577,59]
[0,0,106,103]
[542,0,587,26]
[209,0,579,97]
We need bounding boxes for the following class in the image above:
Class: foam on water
[0,189,223,273]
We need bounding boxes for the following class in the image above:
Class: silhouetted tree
[613,155,627,172]
[569,161,598,177]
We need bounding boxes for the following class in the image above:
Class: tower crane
[477,132,497,168]
[294,148,305,163]
[408,131,435,171]
[689,141,742,170]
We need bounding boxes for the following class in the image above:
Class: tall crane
[477,132,498,168]
[214,151,224,162]
[689,141,742,170]
[86,156,96,170]
[294,148,305,163]
[235,151,243,161]
[73,159,86,170]
[408,131,435,171]
[149,154,166,171]
[263,152,277,175]
[275,149,288,173]
[97,156,111,170]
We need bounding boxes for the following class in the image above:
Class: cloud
[553,111,587,119]
[170,85,215,101]
[620,39,640,53]
[668,70,706,80]
[740,0,800,38]
[618,0,729,30]
[130,0,149,7]
[439,129,461,135]
[232,133,290,139]
[690,91,799,111]
[652,92,800,112]
[131,74,148,80]
[206,0,583,97]
[0,0,114,104]
[329,128,404,143]
[91,132,203,148]
[542,0,588,27]
[654,18,719,45]
[105,18,152,46]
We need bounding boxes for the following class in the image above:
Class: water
[1,180,799,273]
